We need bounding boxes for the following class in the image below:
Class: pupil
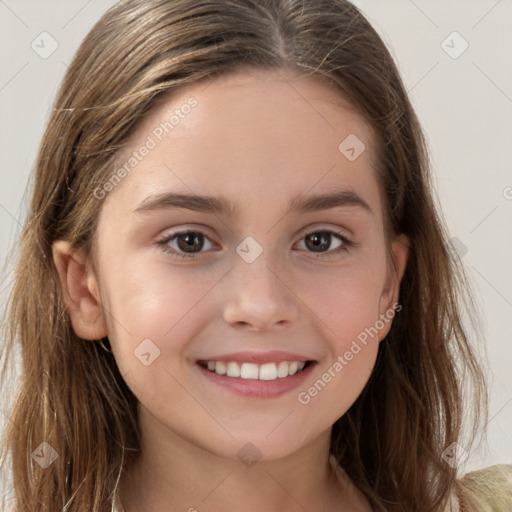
[307,232,329,252]
[178,232,203,252]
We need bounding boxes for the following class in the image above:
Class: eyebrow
[133,189,373,216]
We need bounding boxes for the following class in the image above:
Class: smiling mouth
[197,360,314,381]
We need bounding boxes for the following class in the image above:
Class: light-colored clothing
[456,463,512,511]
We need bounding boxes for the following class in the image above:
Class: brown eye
[157,230,215,259]
[175,232,205,253]
[296,229,354,260]
[304,231,337,252]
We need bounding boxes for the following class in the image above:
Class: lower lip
[195,362,316,398]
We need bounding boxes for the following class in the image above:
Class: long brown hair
[0,1,489,510]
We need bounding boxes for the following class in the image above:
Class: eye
[156,228,355,260]
[156,230,215,259]
[295,230,354,259]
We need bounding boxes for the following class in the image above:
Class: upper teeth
[205,361,306,380]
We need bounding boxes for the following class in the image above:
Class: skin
[53,67,409,512]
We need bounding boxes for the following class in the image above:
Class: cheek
[98,258,222,414]
[294,270,384,425]
[299,260,385,350]
[292,257,386,415]
[98,254,221,369]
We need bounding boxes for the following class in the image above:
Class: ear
[52,240,108,340]
[377,233,409,341]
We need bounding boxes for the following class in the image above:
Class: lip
[195,360,317,399]
[196,350,311,365]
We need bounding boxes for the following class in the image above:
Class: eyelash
[156,228,356,260]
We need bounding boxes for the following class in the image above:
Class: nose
[222,257,300,332]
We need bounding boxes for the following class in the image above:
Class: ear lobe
[377,234,410,341]
[52,240,108,340]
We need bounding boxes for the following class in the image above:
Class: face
[60,67,408,461]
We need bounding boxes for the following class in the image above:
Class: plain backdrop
[0,0,511,493]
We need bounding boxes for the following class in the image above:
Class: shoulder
[455,464,512,512]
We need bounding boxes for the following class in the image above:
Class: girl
[1,1,511,510]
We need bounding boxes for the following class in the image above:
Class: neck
[117,406,369,512]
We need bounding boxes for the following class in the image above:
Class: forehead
[104,67,383,221]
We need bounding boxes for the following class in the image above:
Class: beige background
[1,0,511,494]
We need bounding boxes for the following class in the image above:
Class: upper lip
[196,350,313,364]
